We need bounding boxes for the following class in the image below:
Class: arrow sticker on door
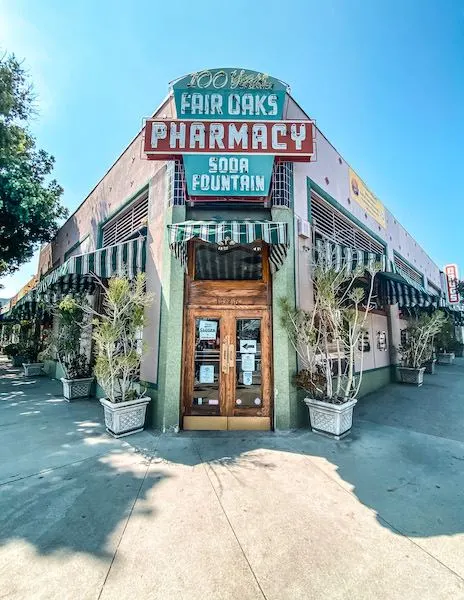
[239,340,257,354]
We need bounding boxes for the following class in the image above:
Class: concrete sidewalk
[1,359,464,599]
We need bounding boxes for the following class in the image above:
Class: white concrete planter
[61,377,94,401]
[438,353,455,365]
[304,397,357,440]
[23,362,45,377]
[397,366,425,386]
[100,396,150,438]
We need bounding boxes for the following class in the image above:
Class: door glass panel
[192,318,221,415]
[235,319,262,413]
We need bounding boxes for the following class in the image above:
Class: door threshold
[183,416,270,431]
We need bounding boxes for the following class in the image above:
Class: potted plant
[49,295,94,401]
[423,346,437,374]
[3,343,21,366]
[435,316,457,364]
[89,273,153,438]
[398,311,446,385]
[281,256,380,440]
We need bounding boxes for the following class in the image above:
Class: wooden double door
[182,308,272,430]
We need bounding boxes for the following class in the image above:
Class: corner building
[10,68,454,431]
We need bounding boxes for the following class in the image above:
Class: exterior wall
[38,96,175,272]
[293,128,442,289]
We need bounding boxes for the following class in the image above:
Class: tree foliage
[0,52,67,275]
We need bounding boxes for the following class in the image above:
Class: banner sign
[349,168,386,229]
[143,68,315,198]
[445,264,460,304]
[143,120,314,158]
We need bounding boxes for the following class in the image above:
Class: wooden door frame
[181,307,273,430]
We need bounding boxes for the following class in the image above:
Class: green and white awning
[9,237,146,316]
[384,279,439,308]
[36,236,146,295]
[168,221,289,273]
[313,238,387,273]
[381,261,440,309]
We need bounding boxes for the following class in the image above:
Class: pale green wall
[151,204,186,431]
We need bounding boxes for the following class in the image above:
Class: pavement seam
[0,451,115,487]
[193,441,268,600]
[356,417,464,446]
[97,436,160,600]
[302,452,464,585]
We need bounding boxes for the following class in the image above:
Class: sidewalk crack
[193,441,268,600]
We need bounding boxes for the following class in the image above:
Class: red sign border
[143,118,316,162]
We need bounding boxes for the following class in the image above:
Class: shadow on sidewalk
[1,357,464,560]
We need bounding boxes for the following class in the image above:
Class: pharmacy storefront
[145,69,315,430]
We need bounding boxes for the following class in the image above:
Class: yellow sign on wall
[349,168,386,228]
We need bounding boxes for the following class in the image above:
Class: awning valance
[313,238,387,273]
[9,237,146,316]
[168,221,289,273]
[383,279,439,309]
[36,236,146,295]
[380,260,441,309]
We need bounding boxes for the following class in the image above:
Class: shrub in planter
[281,254,381,440]
[88,273,153,438]
[48,295,94,401]
[3,343,19,359]
[398,312,446,386]
[435,315,459,362]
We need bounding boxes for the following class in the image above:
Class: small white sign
[241,353,255,372]
[199,320,218,340]
[240,340,257,353]
[243,371,253,386]
[208,399,219,405]
[199,365,215,384]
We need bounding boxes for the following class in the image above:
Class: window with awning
[168,220,289,273]
[7,237,146,318]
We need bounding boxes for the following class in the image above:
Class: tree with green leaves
[0,52,68,276]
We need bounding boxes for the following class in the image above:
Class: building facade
[3,68,458,431]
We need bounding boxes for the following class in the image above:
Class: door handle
[228,344,235,368]
[222,336,229,374]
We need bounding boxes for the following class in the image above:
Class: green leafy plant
[399,311,447,368]
[89,274,153,403]
[42,294,92,379]
[280,250,381,403]
[3,342,19,358]
[435,314,457,353]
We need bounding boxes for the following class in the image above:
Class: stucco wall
[292,125,442,289]
[42,96,175,268]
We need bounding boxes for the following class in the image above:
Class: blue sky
[0,0,462,296]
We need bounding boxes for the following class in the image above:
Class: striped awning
[313,238,387,273]
[9,237,146,316]
[384,279,439,308]
[381,259,440,308]
[168,221,289,273]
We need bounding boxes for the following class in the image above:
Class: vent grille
[311,194,385,255]
[394,255,423,286]
[102,192,148,247]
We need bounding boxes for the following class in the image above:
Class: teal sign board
[172,68,289,197]
[183,154,274,197]
[172,68,288,121]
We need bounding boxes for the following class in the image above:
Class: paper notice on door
[240,340,257,353]
[243,371,253,386]
[241,353,255,372]
[199,364,214,384]
[198,320,218,340]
